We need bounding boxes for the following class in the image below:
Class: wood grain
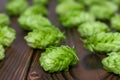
[0,0,33,80]
[0,0,120,80]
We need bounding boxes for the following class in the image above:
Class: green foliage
[24,27,66,49]
[39,46,79,73]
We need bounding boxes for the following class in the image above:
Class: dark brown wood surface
[0,0,120,80]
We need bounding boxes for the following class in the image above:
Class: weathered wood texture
[0,0,33,80]
[0,0,120,80]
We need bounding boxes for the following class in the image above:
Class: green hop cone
[113,0,120,5]
[22,5,47,16]
[57,0,75,3]
[8,0,27,1]
[24,27,66,49]
[60,11,95,27]
[18,15,52,31]
[108,0,120,5]
[111,14,120,31]
[0,45,5,60]
[5,0,28,16]
[78,0,106,6]
[56,1,84,15]
[0,13,10,26]
[84,32,120,53]
[0,27,16,47]
[102,52,120,75]
[39,46,79,73]
[33,0,48,5]
[89,1,118,20]
[78,21,110,38]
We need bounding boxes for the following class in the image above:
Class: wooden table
[0,0,120,80]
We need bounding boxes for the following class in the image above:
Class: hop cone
[60,11,95,27]
[0,14,10,26]
[18,15,52,31]
[5,0,28,16]
[56,1,84,15]
[102,52,120,75]
[78,21,110,38]
[111,14,120,31]
[84,32,120,53]
[0,45,5,60]
[24,27,66,49]
[0,27,16,47]
[39,46,79,73]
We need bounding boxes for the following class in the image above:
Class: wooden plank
[0,0,34,80]
[27,0,120,80]
[0,0,120,80]
[27,0,102,80]
[27,1,67,80]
